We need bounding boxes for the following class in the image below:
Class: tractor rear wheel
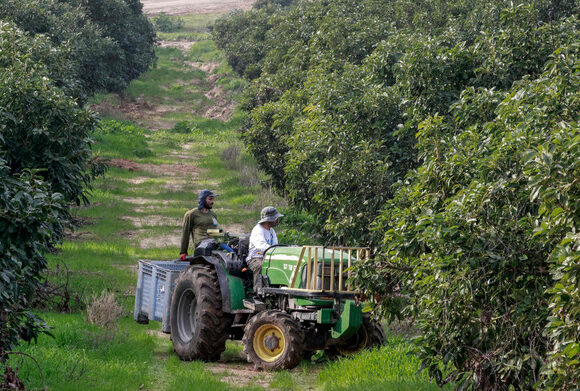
[170,266,231,361]
[243,310,304,370]
[330,315,385,357]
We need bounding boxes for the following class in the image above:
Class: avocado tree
[216,0,579,388]
[0,22,99,356]
[0,0,156,102]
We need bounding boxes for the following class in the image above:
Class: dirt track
[141,0,254,15]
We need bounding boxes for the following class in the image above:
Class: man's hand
[180,253,187,261]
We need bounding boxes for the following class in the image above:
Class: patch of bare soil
[107,158,141,171]
[147,162,201,176]
[138,231,182,249]
[113,264,139,273]
[206,73,222,84]
[147,329,170,339]
[163,180,191,191]
[121,229,181,249]
[122,215,178,228]
[205,363,272,389]
[64,230,96,241]
[124,176,151,185]
[123,197,170,206]
[159,40,196,52]
[168,148,200,160]
[90,101,178,130]
[204,85,236,120]
[221,223,249,235]
[118,101,181,128]
[141,0,254,15]
[107,158,202,177]
[185,61,221,74]
[132,206,160,213]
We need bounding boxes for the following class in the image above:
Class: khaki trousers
[248,257,264,292]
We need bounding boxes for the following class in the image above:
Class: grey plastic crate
[133,260,189,333]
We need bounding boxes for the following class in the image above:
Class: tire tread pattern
[170,266,231,361]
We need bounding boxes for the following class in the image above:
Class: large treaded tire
[243,310,304,370]
[329,314,386,358]
[170,266,231,361]
[366,317,386,348]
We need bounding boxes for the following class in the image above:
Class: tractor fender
[190,255,234,313]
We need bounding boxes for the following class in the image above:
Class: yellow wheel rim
[253,324,286,362]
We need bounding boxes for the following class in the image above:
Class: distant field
[141,0,254,15]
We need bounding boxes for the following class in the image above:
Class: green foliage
[0,3,81,98]
[217,0,580,388]
[153,12,184,32]
[0,162,66,356]
[0,22,100,357]
[0,23,100,205]
[213,8,274,78]
[0,0,156,101]
[78,0,157,86]
[367,39,579,390]
[524,45,580,390]
[253,0,296,10]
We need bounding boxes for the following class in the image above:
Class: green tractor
[169,235,385,370]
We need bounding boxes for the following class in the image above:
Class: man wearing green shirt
[179,189,219,260]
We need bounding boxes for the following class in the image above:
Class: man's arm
[180,212,193,255]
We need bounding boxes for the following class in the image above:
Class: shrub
[86,291,124,329]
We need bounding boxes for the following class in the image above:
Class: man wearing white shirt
[247,206,284,293]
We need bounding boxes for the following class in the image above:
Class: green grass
[10,314,157,391]
[155,13,222,41]
[94,120,152,159]
[318,337,449,391]
[9,314,263,391]
[186,40,224,62]
[124,47,207,103]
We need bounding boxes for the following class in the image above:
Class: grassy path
[8,12,447,391]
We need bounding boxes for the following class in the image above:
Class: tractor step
[243,298,266,312]
[231,309,254,314]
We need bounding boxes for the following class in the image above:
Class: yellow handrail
[289,246,370,293]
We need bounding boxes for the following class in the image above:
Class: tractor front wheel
[170,266,231,361]
[243,310,304,370]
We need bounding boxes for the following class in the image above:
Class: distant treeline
[0,0,155,359]
[214,0,579,389]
